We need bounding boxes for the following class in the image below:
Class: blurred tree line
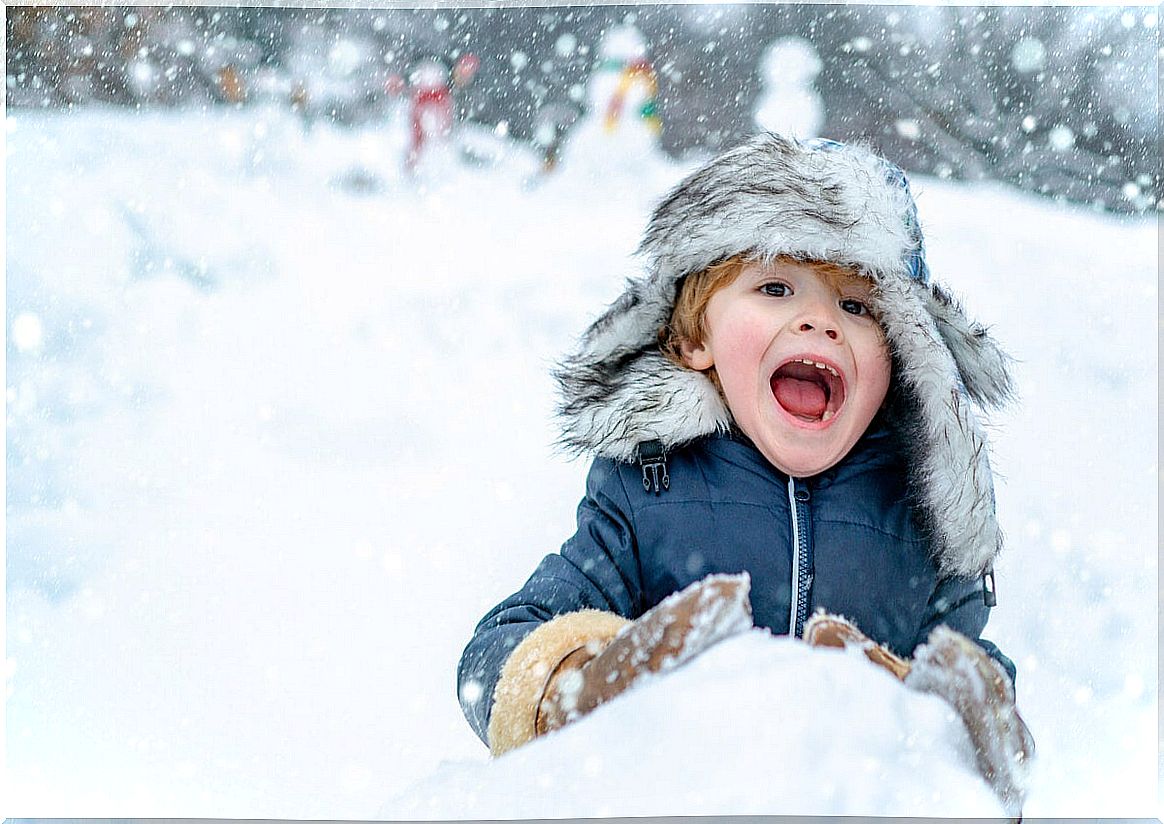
[6,4,1158,213]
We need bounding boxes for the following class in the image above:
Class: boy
[458,134,1032,813]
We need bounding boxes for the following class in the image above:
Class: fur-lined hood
[554,133,1012,578]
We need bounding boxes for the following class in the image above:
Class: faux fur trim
[487,610,630,756]
[638,133,918,285]
[556,344,731,464]
[875,275,1004,577]
[554,133,1012,577]
[925,283,1014,408]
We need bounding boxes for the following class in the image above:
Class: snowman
[387,54,479,172]
[590,24,661,137]
[562,22,663,173]
[753,37,825,139]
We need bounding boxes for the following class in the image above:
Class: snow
[5,105,1158,819]
[385,634,1006,819]
[905,625,1032,817]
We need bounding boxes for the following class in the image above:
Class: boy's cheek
[720,323,772,360]
[859,330,893,379]
[868,358,893,411]
[713,344,767,393]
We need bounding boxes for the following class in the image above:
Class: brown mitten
[803,611,912,680]
[905,625,1034,818]
[536,573,754,734]
[804,613,1032,817]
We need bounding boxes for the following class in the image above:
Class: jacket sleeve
[913,572,1017,685]
[456,458,644,753]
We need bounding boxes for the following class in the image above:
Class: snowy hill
[5,106,1158,818]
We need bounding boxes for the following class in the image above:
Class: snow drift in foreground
[383,632,1007,819]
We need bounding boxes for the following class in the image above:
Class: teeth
[821,410,834,422]
[796,358,839,378]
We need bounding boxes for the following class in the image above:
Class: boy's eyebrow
[837,278,875,295]
[729,264,773,286]
[823,268,873,294]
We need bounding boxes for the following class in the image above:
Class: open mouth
[770,357,847,424]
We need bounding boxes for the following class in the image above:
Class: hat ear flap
[924,283,1014,410]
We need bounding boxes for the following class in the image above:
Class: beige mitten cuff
[487,610,630,756]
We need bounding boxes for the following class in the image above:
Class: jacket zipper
[786,476,813,637]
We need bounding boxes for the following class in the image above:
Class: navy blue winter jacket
[458,420,1014,746]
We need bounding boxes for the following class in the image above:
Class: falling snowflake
[1010,37,1046,73]
[1047,125,1075,151]
[128,59,156,91]
[11,312,44,352]
[460,679,483,705]
[555,33,577,57]
[895,119,920,140]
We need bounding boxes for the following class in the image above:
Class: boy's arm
[456,459,644,751]
[914,573,1017,684]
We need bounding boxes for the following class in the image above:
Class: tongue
[773,377,828,418]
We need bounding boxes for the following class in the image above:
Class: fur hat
[554,133,1013,578]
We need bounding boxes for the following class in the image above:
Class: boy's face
[680,259,891,477]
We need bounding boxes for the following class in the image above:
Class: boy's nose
[792,293,845,341]
[797,318,840,341]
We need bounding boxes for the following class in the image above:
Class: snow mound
[382,631,1006,819]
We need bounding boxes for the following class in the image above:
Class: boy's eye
[840,298,870,316]
[760,282,791,297]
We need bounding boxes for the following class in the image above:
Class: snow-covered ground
[5,106,1158,818]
